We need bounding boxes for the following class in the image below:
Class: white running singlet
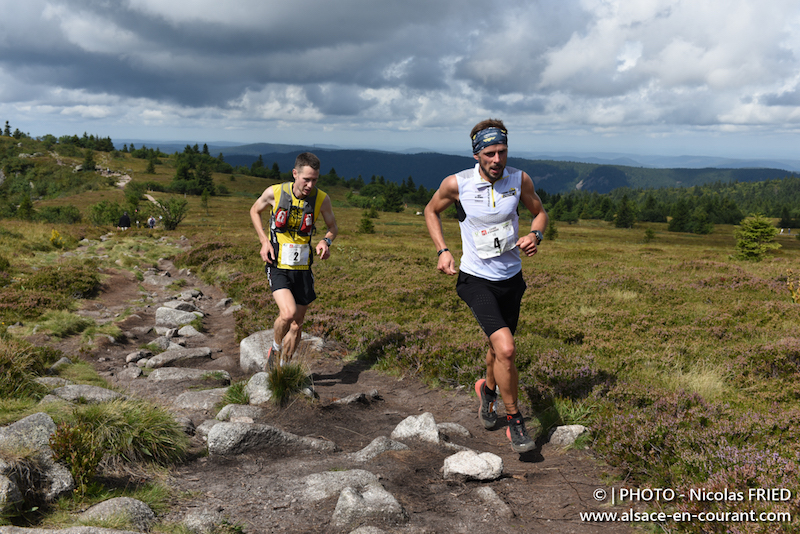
[456,163,522,281]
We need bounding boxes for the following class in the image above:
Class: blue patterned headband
[471,127,508,154]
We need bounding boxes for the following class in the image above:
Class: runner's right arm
[250,186,277,264]
[424,175,459,276]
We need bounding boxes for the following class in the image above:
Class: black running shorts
[456,270,526,337]
[266,265,317,306]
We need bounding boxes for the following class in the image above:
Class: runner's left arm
[315,195,338,260]
[516,173,549,257]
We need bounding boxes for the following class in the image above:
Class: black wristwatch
[322,237,332,246]
[531,230,543,244]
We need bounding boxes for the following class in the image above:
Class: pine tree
[734,213,780,261]
[614,194,636,228]
[82,149,96,172]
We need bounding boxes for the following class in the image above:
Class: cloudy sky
[2,0,800,158]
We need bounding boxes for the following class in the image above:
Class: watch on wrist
[322,237,332,246]
[531,230,543,244]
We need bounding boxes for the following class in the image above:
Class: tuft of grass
[216,380,249,412]
[166,278,188,291]
[0,339,49,399]
[663,360,729,400]
[56,360,111,388]
[31,310,93,338]
[267,363,311,406]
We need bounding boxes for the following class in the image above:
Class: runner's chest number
[473,220,516,259]
[281,243,309,265]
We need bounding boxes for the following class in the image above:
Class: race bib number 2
[473,221,516,259]
[281,243,309,266]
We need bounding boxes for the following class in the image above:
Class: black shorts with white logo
[456,270,526,337]
[266,265,317,306]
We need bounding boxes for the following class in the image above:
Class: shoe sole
[506,426,536,453]
[475,379,497,430]
[266,347,278,371]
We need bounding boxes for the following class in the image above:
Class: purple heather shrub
[519,349,608,402]
[738,338,800,379]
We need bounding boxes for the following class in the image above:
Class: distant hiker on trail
[424,118,549,454]
[148,216,156,229]
[250,152,339,370]
[118,211,131,230]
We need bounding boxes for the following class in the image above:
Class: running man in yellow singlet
[250,152,338,368]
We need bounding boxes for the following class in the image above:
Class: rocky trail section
[1,240,633,534]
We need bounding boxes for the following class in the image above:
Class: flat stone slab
[146,347,213,369]
[49,385,124,404]
[172,388,228,413]
[147,368,230,383]
[207,422,338,456]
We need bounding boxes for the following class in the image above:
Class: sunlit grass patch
[606,288,639,302]
[662,360,729,401]
[56,360,111,388]
[25,310,93,338]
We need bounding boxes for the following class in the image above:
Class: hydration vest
[269,182,320,269]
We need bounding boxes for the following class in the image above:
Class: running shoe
[265,346,279,371]
[506,415,536,453]
[475,379,498,429]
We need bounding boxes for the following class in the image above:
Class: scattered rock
[549,424,589,448]
[390,412,440,444]
[79,497,156,531]
[331,482,409,528]
[441,450,503,481]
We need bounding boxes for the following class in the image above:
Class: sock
[272,341,281,352]
[507,412,522,422]
[483,383,497,397]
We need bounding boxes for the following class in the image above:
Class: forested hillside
[222,147,797,195]
[3,124,800,236]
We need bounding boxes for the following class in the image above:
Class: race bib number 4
[281,242,309,266]
[473,221,516,259]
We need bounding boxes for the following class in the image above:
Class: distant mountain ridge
[116,139,800,194]
[220,147,800,194]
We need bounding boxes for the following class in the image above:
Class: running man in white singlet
[424,119,548,453]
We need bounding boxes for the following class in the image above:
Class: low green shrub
[36,206,82,224]
[49,421,102,495]
[70,399,189,465]
[25,261,101,299]
[268,363,310,406]
[0,339,48,399]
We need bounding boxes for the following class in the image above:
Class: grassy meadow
[2,145,800,532]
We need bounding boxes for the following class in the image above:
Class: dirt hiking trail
[32,243,634,534]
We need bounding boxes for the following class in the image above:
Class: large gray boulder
[155,307,202,328]
[0,413,75,502]
[145,347,213,369]
[207,422,337,456]
[79,497,156,531]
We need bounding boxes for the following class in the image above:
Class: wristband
[322,237,332,246]
[437,248,449,256]
[530,230,543,244]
